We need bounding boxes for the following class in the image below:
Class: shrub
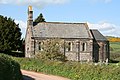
[0,54,22,80]
[35,39,65,61]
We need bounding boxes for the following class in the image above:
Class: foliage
[108,37,120,42]
[14,57,120,80]
[0,15,22,52]
[0,54,22,80]
[35,39,65,61]
[34,13,46,23]
[19,39,25,53]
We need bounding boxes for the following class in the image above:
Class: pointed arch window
[66,42,73,52]
[39,42,41,51]
[68,42,73,51]
[82,43,86,51]
[38,42,44,51]
[68,42,71,51]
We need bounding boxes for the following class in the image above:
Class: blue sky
[0,0,120,38]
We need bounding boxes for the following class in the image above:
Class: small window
[39,42,41,51]
[66,42,72,52]
[68,42,71,51]
[82,43,86,51]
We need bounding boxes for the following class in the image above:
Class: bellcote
[28,6,32,11]
[28,6,33,21]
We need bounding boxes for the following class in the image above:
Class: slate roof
[90,29,108,41]
[32,22,93,39]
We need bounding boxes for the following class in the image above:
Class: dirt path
[21,70,71,80]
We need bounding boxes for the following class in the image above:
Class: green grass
[13,57,120,80]
[110,42,120,61]
[110,42,120,53]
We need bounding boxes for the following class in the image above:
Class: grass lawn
[110,42,120,61]
[110,42,120,53]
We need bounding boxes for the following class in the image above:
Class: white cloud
[88,22,120,37]
[15,20,27,38]
[0,0,69,8]
[15,20,26,29]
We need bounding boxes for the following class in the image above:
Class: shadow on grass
[0,51,25,57]
[23,75,35,80]
[109,59,119,63]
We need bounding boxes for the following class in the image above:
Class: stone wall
[65,52,92,61]
[93,41,110,62]
[32,39,93,62]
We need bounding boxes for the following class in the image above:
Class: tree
[35,39,65,61]
[34,13,46,23]
[0,15,22,52]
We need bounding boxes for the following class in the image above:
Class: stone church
[25,6,110,62]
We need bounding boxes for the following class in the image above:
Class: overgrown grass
[12,42,120,80]
[13,57,120,80]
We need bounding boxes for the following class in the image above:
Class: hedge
[0,54,23,80]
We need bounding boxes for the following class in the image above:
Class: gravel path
[21,70,71,80]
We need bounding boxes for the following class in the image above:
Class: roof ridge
[37,22,87,24]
